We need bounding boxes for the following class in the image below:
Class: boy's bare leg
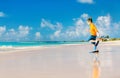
[90,39,100,51]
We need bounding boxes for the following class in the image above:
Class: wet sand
[0,41,120,78]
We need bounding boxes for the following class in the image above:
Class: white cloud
[81,13,89,20]
[50,13,89,41]
[112,22,120,37]
[35,32,41,40]
[18,25,32,37]
[41,19,62,30]
[95,14,111,36]
[96,14,111,28]
[77,0,94,4]
[75,19,84,26]
[0,12,5,17]
[94,14,120,38]
[53,30,61,37]
[50,30,61,40]
[63,17,88,40]
[41,19,54,29]
[65,19,87,38]
[113,22,120,30]
[0,25,32,41]
[8,28,16,36]
[0,26,6,36]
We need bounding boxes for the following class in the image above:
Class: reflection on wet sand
[92,53,100,78]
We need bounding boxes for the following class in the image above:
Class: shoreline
[0,40,120,54]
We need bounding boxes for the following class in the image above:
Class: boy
[87,17,100,52]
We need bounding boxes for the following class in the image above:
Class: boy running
[87,17,100,52]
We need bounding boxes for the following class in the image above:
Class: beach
[0,41,120,78]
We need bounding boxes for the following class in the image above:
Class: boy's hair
[87,17,93,22]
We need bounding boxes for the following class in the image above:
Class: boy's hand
[97,32,100,37]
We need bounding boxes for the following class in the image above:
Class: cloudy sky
[0,0,120,41]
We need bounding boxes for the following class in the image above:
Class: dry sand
[0,41,120,78]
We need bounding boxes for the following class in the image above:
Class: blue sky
[0,0,120,41]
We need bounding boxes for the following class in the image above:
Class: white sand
[0,41,120,78]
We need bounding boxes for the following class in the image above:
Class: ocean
[0,41,86,47]
[0,41,87,52]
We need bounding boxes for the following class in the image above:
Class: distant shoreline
[0,40,120,54]
[0,40,120,48]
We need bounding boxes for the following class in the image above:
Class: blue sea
[0,41,87,47]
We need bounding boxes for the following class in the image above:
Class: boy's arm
[97,32,100,37]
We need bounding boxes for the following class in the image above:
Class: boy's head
[87,17,93,25]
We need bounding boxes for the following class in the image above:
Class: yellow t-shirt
[89,23,98,36]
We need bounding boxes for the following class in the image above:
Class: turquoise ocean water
[0,41,87,47]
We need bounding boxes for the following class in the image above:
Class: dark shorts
[88,35,97,41]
